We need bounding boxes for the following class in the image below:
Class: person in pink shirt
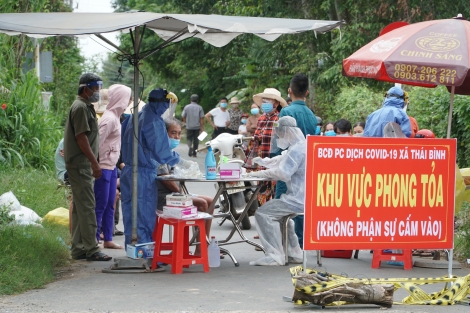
[94,84,131,249]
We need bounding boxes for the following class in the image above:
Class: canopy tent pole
[447,86,455,139]
[131,26,142,245]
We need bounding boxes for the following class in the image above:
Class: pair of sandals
[412,250,434,257]
[73,252,112,261]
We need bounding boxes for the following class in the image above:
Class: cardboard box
[219,163,241,179]
[163,205,198,219]
[126,242,155,259]
[166,193,193,207]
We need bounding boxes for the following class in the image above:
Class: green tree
[0,0,84,169]
[109,0,470,168]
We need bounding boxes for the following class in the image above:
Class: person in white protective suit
[246,116,306,266]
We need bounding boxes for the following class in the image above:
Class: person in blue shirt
[120,89,195,252]
[274,74,317,248]
[363,86,411,138]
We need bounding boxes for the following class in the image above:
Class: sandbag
[42,207,69,227]
[9,205,42,226]
[0,191,21,211]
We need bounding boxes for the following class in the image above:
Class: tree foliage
[108,0,470,166]
[0,0,84,169]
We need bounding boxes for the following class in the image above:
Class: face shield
[80,80,103,104]
[161,92,178,119]
[270,116,305,153]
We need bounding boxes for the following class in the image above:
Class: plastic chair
[152,217,209,274]
[371,249,413,270]
[280,213,322,266]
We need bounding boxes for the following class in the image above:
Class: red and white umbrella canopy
[343,18,470,93]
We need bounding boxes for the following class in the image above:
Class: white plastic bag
[0,191,21,211]
[9,205,42,226]
[173,162,203,179]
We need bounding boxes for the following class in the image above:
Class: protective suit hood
[147,88,170,116]
[382,86,405,109]
[363,86,411,138]
[270,116,305,153]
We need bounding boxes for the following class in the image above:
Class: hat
[240,113,249,119]
[230,96,241,104]
[253,88,287,108]
[93,88,108,114]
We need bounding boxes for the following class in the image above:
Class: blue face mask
[250,108,260,115]
[325,130,336,136]
[315,125,321,135]
[261,103,274,114]
[220,102,228,108]
[241,119,247,124]
[169,138,180,149]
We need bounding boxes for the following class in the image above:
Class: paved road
[1,145,469,312]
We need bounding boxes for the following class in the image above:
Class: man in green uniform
[64,73,111,261]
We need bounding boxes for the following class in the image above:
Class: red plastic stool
[152,217,209,274]
[371,249,413,270]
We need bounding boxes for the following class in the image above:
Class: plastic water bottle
[205,146,217,180]
[208,236,220,267]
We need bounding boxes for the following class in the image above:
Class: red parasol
[343,16,470,138]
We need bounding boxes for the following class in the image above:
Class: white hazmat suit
[247,116,305,266]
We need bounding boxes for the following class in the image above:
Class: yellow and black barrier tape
[290,266,470,306]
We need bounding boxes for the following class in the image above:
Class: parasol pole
[446,86,455,280]
[446,86,455,139]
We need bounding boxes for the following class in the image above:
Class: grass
[0,168,71,295]
[0,222,70,295]
[0,167,67,217]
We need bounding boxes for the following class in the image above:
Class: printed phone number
[392,63,457,84]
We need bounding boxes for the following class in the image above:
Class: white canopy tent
[0,12,342,244]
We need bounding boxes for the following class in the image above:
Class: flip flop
[87,252,112,261]
[114,230,124,236]
[104,243,123,249]
[254,235,259,239]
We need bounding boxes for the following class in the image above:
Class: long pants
[94,168,117,242]
[186,129,199,156]
[66,164,100,258]
[211,126,229,139]
[255,199,302,265]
